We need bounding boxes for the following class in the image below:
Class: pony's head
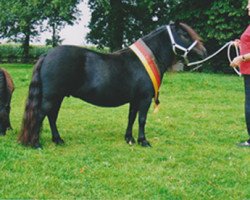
[0,69,14,136]
[168,22,207,67]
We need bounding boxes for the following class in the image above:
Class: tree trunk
[109,0,124,51]
[22,33,30,63]
[52,23,57,47]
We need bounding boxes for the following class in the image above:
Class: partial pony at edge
[18,55,45,146]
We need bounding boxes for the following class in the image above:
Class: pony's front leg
[125,103,138,145]
[137,98,152,147]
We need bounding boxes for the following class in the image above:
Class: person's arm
[241,53,250,61]
[230,53,250,67]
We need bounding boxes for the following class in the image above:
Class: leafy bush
[0,44,23,62]
[171,0,248,73]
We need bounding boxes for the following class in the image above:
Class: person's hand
[230,55,242,68]
[233,39,241,48]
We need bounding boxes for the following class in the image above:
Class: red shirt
[240,25,250,74]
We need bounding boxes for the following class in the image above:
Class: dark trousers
[244,75,250,136]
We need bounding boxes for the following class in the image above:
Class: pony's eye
[180,35,190,43]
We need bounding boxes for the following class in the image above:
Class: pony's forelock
[179,23,203,46]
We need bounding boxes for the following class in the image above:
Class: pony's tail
[19,55,45,146]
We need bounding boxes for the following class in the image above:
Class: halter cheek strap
[166,25,198,63]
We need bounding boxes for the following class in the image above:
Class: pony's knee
[139,116,146,126]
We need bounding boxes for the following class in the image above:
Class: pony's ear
[174,20,181,28]
[2,68,14,94]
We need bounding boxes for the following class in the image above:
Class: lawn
[0,64,249,199]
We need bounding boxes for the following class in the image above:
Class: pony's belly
[85,99,128,107]
[72,91,130,107]
[80,96,129,107]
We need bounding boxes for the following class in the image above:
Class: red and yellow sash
[130,39,161,111]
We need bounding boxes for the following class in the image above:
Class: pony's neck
[142,27,175,77]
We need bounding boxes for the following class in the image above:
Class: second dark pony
[19,22,207,148]
[0,68,14,135]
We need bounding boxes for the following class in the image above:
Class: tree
[45,35,64,47]
[0,0,45,61]
[44,0,81,47]
[87,0,112,49]
[0,0,81,61]
[87,0,175,51]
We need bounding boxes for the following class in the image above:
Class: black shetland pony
[19,22,206,148]
[0,68,14,135]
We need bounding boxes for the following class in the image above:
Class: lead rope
[188,41,241,76]
[227,42,241,76]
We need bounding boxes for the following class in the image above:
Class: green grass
[0,64,249,199]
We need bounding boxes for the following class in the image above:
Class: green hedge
[0,44,109,63]
[0,44,52,63]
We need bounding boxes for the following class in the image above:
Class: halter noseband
[166,25,198,64]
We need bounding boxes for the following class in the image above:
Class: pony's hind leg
[47,98,64,145]
[32,97,62,147]
[125,103,138,145]
[30,112,46,149]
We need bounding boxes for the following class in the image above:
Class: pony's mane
[0,68,14,94]
[179,23,203,46]
[113,26,165,54]
[142,26,166,40]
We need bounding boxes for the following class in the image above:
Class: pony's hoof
[138,139,151,147]
[125,136,135,145]
[33,143,43,149]
[52,137,65,145]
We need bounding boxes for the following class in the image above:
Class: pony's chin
[170,62,184,72]
[0,131,6,136]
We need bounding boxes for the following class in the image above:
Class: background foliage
[0,0,250,68]
[171,0,249,73]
